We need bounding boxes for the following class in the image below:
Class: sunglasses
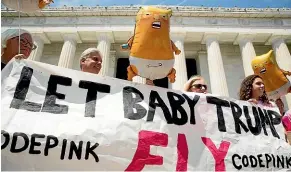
[190,84,207,90]
[12,37,37,50]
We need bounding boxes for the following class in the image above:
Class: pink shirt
[282,110,291,131]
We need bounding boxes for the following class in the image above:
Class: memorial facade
[2,5,291,108]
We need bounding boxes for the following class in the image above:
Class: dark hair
[239,74,269,104]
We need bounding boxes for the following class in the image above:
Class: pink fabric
[257,100,274,107]
[201,137,231,172]
[282,110,291,131]
[176,134,188,171]
[125,130,168,171]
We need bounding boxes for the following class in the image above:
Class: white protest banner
[1,59,291,171]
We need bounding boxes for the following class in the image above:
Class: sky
[50,0,291,8]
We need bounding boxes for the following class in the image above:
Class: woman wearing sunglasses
[183,75,208,93]
[1,29,36,70]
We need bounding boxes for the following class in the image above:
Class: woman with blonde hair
[183,75,208,93]
[1,29,35,70]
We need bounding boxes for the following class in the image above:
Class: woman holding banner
[239,74,273,107]
[1,29,35,70]
[183,75,208,93]
[282,110,291,145]
[282,110,291,130]
[239,75,291,145]
[275,98,285,115]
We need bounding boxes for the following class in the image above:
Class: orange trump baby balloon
[251,50,291,100]
[120,6,181,83]
[2,0,54,12]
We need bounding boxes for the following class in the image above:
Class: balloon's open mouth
[260,68,266,74]
[152,21,161,29]
[147,63,162,68]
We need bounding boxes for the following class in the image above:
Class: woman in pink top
[282,110,291,131]
[282,110,291,145]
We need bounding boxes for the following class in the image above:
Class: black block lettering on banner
[41,75,72,114]
[60,139,67,160]
[264,110,280,139]
[257,154,265,168]
[123,86,147,120]
[10,132,29,153]
[182,94,200,125]
[167,92,187,125]
[277,155,284,168]
[10,66,42,112]
[258,108,268,136]
[29,134,45,154]
[1,130,10,149]
[242,155,249,167]
[271,154,276,167]
[265,154,272,168]
[85,142,99,162]
[232,154,242,170]
[206,96,230,132]
[230,102,249,134]
[44,135,59,156]
[249,155,258,167]
[69,141,83,160]
[148,91,172,124]
[267,110,281,125]
[243,106,261,135]
[286,156,291,168]
[79,81,110,117]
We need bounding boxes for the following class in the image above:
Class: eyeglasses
[32,44,37,50]
[12,36,37,50]
[190,84,207,90]
[84,56,102,63]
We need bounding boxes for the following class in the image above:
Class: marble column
[58,34,77,68]
[169,35,187,90]
[272,38,291,108]
[28,36,44,61]
[206,35,229,97]
[238,36,256,76]
[108,51,117,77]
[196,51,211,92]
[97,33,111,76]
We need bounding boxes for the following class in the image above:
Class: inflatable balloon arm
[120,36,133,51]
[171,41,181,55]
